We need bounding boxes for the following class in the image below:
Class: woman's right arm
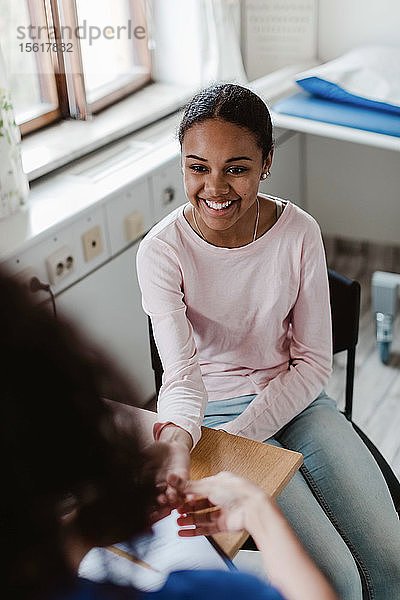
[136,237,207,449]
[136,237,208,506]
[175,472,338,600]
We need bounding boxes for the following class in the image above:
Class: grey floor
[324,236,400,479]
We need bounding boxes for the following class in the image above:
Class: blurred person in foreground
[0,269,336,600]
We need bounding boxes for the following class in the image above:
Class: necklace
[192,197,260,245]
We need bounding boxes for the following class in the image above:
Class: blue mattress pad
[272,92,400,138]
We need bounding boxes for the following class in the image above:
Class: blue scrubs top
[49,570,285,600]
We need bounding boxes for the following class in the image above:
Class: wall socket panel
[46,245,75,285]
[82,225,104,261]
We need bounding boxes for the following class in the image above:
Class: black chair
[328,268,400,515]
[148,269,400,514]
[148,316,163,397]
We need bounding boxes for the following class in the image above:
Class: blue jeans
[203,391,400,600]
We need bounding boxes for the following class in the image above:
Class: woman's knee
[276,473,363,599]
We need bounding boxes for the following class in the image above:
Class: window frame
[17,0,62,135]
[14,0,152,135]
[78,0,152,114]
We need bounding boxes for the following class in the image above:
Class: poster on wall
[242,0,318,80]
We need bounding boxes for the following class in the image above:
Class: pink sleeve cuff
[152,419,200,448]
[153,421,172,441]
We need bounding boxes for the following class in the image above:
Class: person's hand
[141,440,190,523]
[154,440,191,509]
[175,471,269,536]
[155,424,192,507]
[142,426,191,522]
[176,472,339,600]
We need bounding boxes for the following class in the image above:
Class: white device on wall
[242,0,318,80]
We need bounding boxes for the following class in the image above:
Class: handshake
[146,434,338,600]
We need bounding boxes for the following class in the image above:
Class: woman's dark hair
[0,269,156,599]
[178,83,273,161]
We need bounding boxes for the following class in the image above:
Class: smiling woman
[136,83,400,599]
[182,119,275,247]
[177,83,274,248]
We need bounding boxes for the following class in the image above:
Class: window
[1,0,151,135]
[1,0,61,134]
[75,0,151,112]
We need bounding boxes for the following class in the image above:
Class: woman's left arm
[219,220,333,441]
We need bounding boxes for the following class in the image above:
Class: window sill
[21,65,315,183]
[1,65,314,263]
[21,81,198,182]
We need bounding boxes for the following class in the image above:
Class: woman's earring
[260,171,270,180]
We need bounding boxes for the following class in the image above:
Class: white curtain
[150,0,247,87]
[200,0,248,85]
[0,44,29,220]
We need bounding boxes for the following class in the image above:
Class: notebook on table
[79,510,235,592]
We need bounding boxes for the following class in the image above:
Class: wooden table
[192,426,302,557]
[119,406,303,559]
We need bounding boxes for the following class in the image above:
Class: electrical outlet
[82,225,104,261]
[15,266,50,303]
[16,266,42,291]
[46,245,75,285]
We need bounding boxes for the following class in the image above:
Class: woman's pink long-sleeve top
[136,198,332,447]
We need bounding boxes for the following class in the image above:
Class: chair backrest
[148,315,163,396]
[327,271,400,512]
[327,269,361,421]
[328,269,361,354]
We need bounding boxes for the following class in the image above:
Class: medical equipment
[371,271,400,364]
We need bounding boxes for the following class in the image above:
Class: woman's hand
[175,471,338,600]
[141,439,191,524]
[155,441,191,507]
[175,471,268,535]
[151,424,192,512]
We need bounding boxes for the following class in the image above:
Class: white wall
[318,0,400,61]
[305,135,400,246]
[242,0,318,80]
[260,131,303,207]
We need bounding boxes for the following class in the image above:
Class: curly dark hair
[178,83,273,161]
[0,269,156,599]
